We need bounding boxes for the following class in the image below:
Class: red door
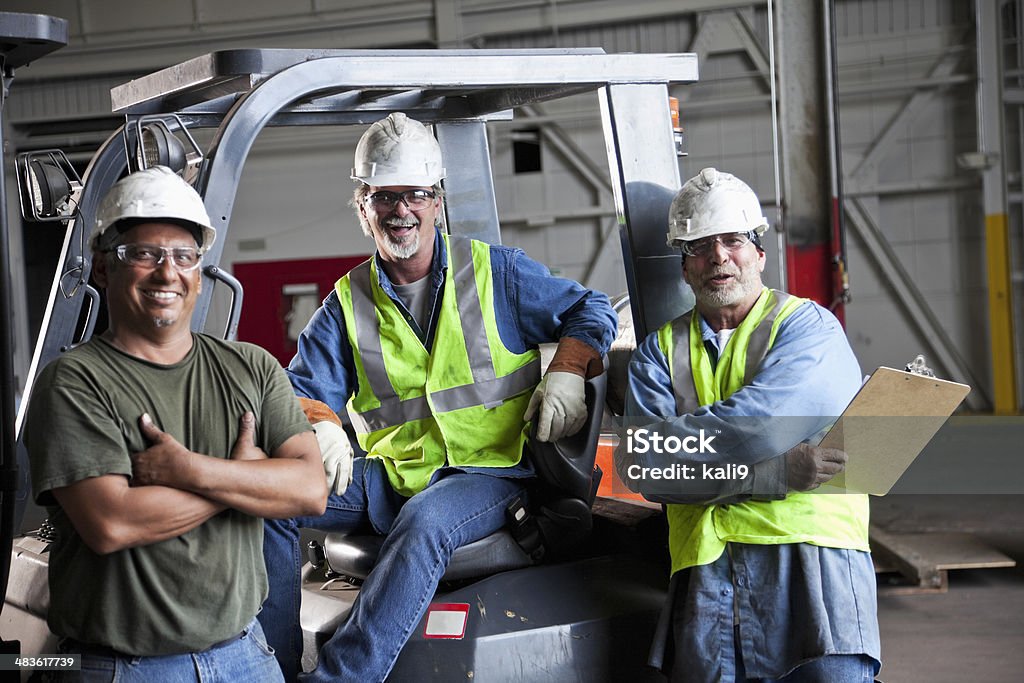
[234,255,369,366]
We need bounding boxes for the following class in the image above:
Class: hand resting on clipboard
[818,358,970,495]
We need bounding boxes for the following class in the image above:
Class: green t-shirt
[24,333,310,655]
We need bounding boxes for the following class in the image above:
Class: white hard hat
[351,112,446,187]
[666,167,768,248]
[91,166,216,252]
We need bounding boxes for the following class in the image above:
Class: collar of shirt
[696,317,738,370]
[371,226,449,346]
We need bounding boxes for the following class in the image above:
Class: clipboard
[819,367,970,495]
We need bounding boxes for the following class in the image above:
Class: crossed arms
[53,412,326,555]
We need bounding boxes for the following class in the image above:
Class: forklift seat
[322,371,608,582]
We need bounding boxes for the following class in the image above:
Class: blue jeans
[260,457,526,683]
[53,617,282,682]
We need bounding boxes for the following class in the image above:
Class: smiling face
[93,222,202,338]
[357,184,439,263]
[682,236,766,327]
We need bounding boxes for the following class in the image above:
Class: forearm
[54,481,225,555]
[177,453,327,519]
[556,292,617,355]
[507,249,617,355]
[638,455,787,505]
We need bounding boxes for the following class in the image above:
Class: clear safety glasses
[681,232,755,258]
[364,189,437,212]
[113,243,204,272]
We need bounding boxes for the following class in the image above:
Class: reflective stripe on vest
[658,288,870,574]
[346,237,541,434]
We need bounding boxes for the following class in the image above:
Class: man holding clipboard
[622,168,881,682]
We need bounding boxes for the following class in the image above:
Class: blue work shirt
[626,299,881,680]
[286,226,617,483]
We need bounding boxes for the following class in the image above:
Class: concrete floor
[871,495,1024,683]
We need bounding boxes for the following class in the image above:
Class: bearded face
[682,237,766,313]
[358,185,440,262]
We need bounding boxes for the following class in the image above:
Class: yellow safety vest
[336,234,541,497]
[658,288,870,574]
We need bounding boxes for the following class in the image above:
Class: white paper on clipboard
[819,367,970,495]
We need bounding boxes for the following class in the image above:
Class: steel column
[977,0,1020,414]
[0,8,68,624]
[435,121,502,244]
[775,0,836,310]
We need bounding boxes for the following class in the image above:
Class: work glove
[298,397,353,497]
[314,420,354,496]
[524,371,587,443]
[784,443,847,491]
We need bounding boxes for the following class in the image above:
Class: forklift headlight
[131,115,204,183]
[15,151,82,222]
[136,122,186,174]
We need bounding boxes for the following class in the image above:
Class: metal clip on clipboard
[904,354,936,378]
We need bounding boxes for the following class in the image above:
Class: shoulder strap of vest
[743,289,792,383]
[669,311,701,415]
[348,261,399,404]
[448,236,497,385]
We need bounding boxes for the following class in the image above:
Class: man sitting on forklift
[24,166,327,681]
[261,112,617,682]
[623,167,881,682]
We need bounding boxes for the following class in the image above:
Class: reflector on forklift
[423,603,470,639]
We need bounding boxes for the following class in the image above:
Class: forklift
[2,32,699,680]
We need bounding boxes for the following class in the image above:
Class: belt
[64,630,245,659]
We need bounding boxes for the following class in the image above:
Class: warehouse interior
[1,1,1023,681]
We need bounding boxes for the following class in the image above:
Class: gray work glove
[524,371,587,442]
[784,443,847,491]
[313,420,353,496]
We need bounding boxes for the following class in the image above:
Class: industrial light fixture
[137,122,186,172]
[130,114,204,183]
[15,150,83,222]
